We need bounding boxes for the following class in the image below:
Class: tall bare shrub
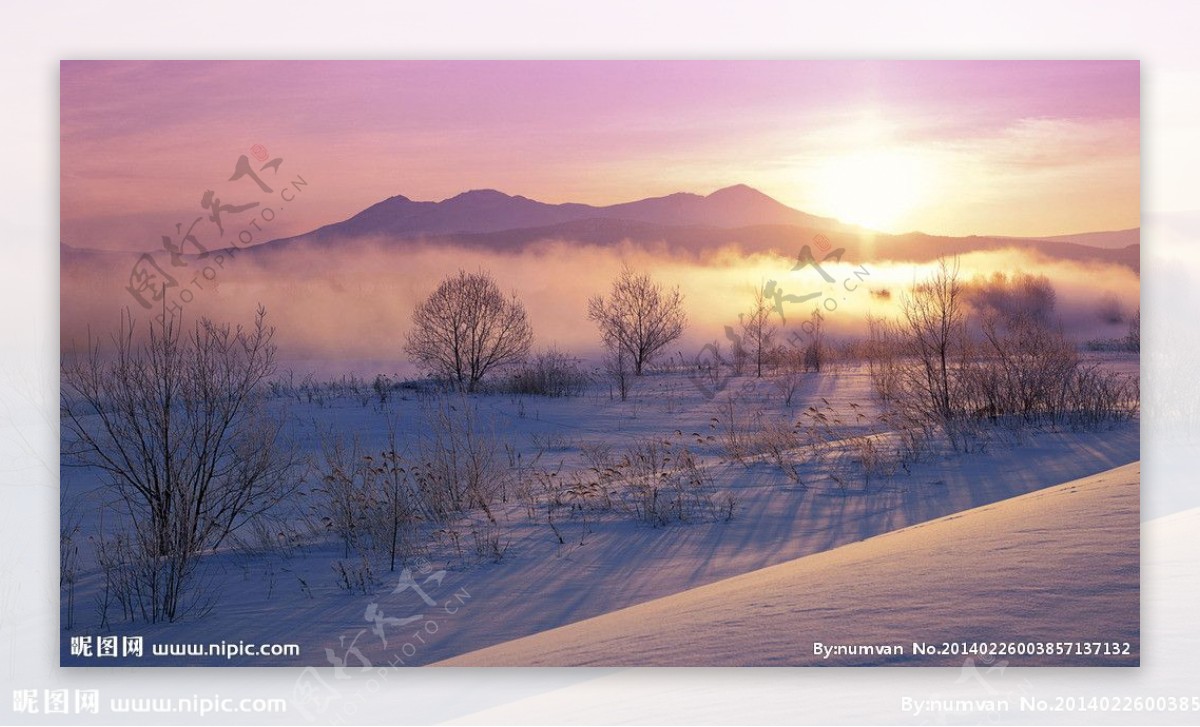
[61,306,297,621]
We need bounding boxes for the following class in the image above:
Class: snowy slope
[58,366,1139,667]
[438,462,1139,666]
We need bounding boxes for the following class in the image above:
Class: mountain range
[265,183,857,243]
[62,185,1140,271]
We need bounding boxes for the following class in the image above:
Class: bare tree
[1126,308,1140,352]
[900,257,967,426]
[602,345,632,401]
[587,265,687,376]
[741,285,777,378]
[803,307,825,372]
[869,259,1136,443]
[404,269,534,392]
[865,314,902,403]
[61,306,297,621]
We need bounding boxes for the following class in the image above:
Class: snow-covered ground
[58,357,1139,666]
[439,462,1139,666]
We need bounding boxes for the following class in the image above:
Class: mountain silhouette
[278,184,852,245]
[60,185,1140,272]
[244,185,1136,271]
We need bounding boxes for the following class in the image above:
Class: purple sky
[61,61,1139,250]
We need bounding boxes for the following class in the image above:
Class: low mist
[61,238,1141,379]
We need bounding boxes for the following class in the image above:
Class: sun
[810,148,933,232]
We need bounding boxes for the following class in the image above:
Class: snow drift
[439,462,1139,666]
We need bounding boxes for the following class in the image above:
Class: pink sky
[60,61,1139,251]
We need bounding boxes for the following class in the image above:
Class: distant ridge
[276,184,855,245]
[60,186,1141,272]
[1024,228,1139,250]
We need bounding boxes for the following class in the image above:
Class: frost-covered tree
[741,285,777,378]
[61,306,297,621]
[588,265,687,376]
[404,269,534,391]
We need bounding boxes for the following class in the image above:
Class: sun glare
[810,148,933,232]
